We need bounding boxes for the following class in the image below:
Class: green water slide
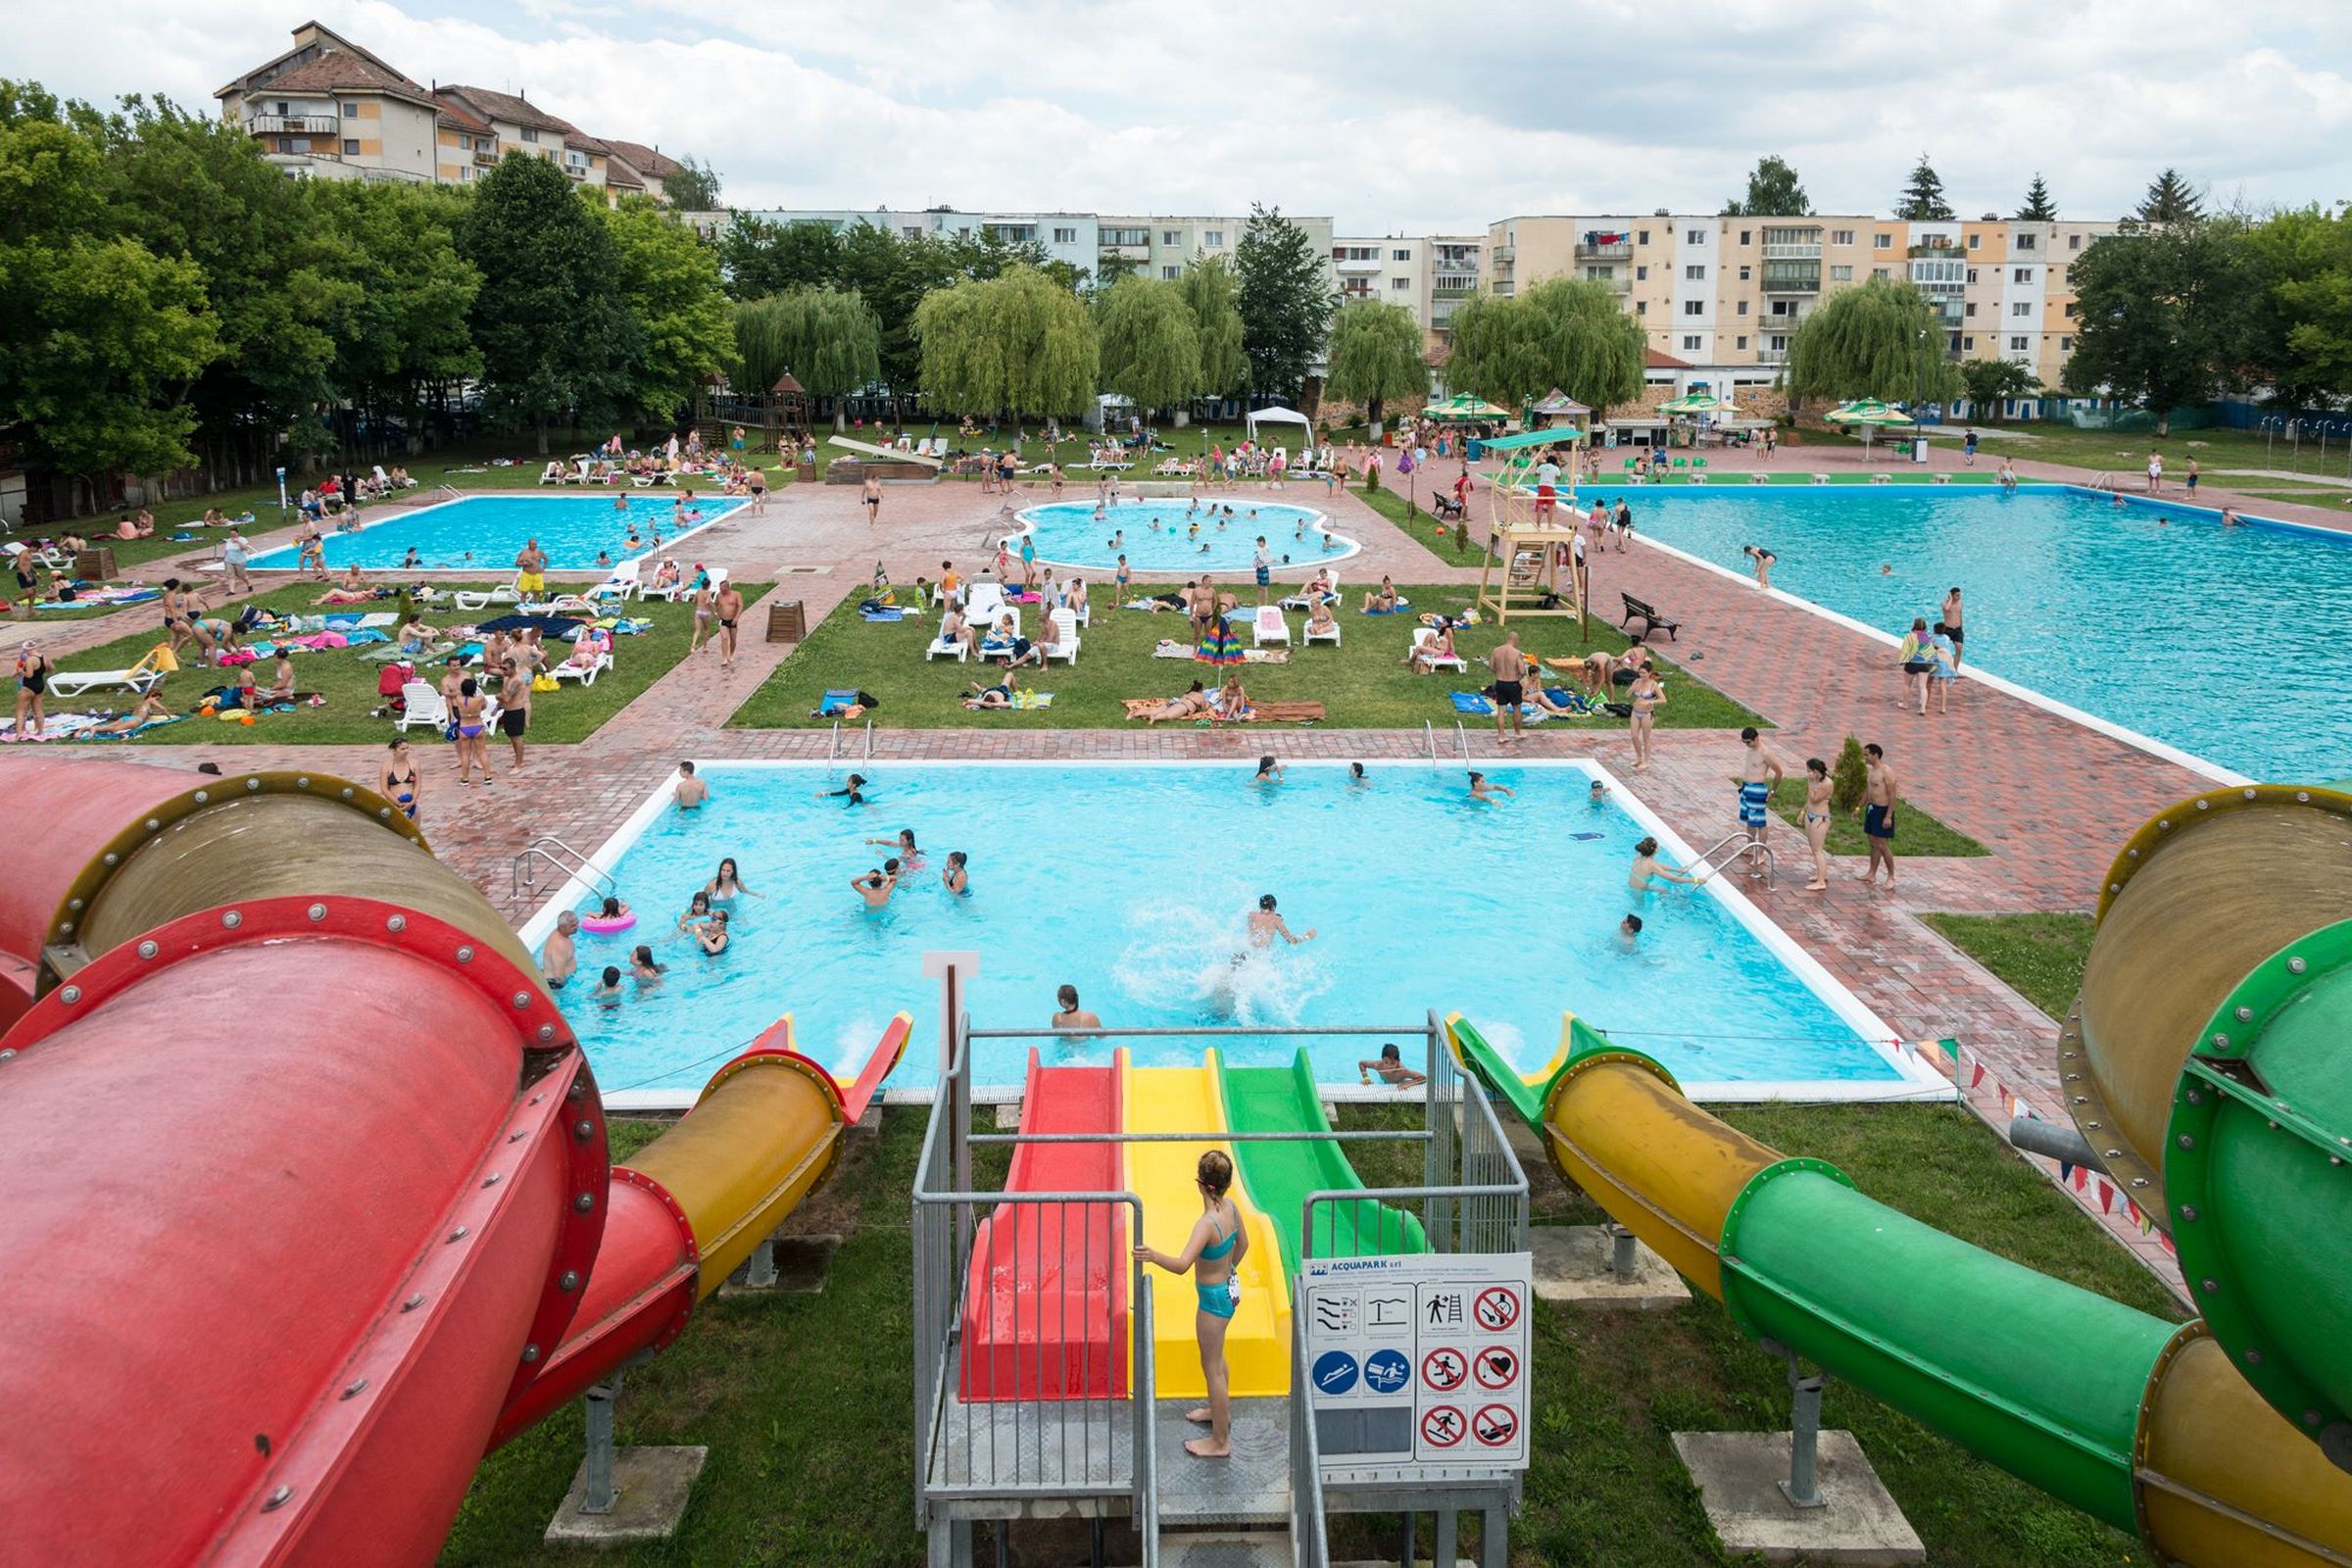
[1215,1049,1426,1273]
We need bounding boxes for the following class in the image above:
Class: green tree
[2064,221,2255,434]
[1445,278,1644,413]
[1895,153,1954,221]
[1956,356,2039,421]
[1322,300,1428,433]
[1235,204,1334,401]
[2244,205,2352,409]
[463,151,639,452]
[2015,173,2058,221]
[1723,155,1809,217]
[1830,737,1869,815]
[1178,254,1249,400]
[1094,251,1141,290]
[732,286,882,429]
[719,215,844,301]
[1096,275,1201,413]
[2137,169,2205,226]
[912,263,1098,418]
[602,194,734,422]
[1784,274,1959,410]
[664,155,721,210]
[306,180,480,453]
[0,81,220,505]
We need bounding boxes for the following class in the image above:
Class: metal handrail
[509,835,616,903]
[1455,720,1470,764]
[828,720,842,764]
[863,718,875,759]
[1423,718,1439,769]
[1290,1301,1331,1566]
[1684,829,1776,888]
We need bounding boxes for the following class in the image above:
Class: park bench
[1620,592,1681,642]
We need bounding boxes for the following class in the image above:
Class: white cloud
[10,0,2350,226]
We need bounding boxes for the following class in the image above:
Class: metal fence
[1290,1304,1331,1568]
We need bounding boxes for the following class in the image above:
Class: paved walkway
[9,446,2223,1293]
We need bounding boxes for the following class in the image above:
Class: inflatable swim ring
[580,911,636,934]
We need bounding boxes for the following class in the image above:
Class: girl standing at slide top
[1135,1151,1249,1458]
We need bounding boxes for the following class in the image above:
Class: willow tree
[1178,255,1249,401]
[1097,274,1200,414]
[1446,278,1643,413]
[731,285,881,430]
[1784,274,1958,412]
[1322,300,1427,435]
[913,264,1098,419]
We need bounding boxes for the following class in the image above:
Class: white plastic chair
[1408,627,1467,674]
[1047,607,1080,663]
[1302,613,1342,648]
[1250,606,1291,648]
[394,680,448,733]
[926,614,969,662]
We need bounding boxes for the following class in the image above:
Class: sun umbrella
[1658,392,1730,415]
[1824,399,1916,459]
[1421,394,1508,422]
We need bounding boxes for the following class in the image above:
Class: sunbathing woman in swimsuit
[1133,680,1211,724]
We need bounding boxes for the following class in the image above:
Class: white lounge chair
[1250,606,1291,648]
[1047,607,1080,663]
[1408,627,1468,674]
[454,582,521,612]
[536,462,566,486]
[1302,614,1342,648]
[48,658,168,700]
[1278,572,1339,612]
[553,649,612,686]
[926,614,970,662]
[394,680,448,733]
[964,582,1007,624]
[590,560,642,602]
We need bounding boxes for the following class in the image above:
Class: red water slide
[0,757,903,1566]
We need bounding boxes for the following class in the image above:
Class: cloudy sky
[17,0,2352,228]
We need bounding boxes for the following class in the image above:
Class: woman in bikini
[704,857,760,903]
[689,577,717,656]
[1134,1150,1250,1458]
[1628,665,1664,770]
[379,737,421,822]
[1132,680,1210,725]
[451,677,491,786]
[1800,757,1834,892]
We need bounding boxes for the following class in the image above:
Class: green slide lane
[1217,1050,1427,1275]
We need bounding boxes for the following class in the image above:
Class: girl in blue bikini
[1135,1150,1249,1457]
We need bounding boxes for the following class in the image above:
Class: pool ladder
[827,718,874,763]
[1421,719,1471,770]
[511,835,618,905]
[1686,830,1777,891]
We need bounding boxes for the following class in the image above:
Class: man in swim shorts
[713,579,745,669]
[514,539,548,598]
[1859,742,1898,890]
[674,760,709,809]
[1489,632,1528,746]
[541,910,579,990]
[1736,726,1785,878]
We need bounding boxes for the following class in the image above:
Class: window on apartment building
[1162,230,1180,246]
[2065,302,2079,318]
[2012,302,2033,317]
[1682,335,1702,351]
[1738,265,1751,280]
[1684,265,1705,280]
[341,101,358,118]
[1683,299,1703,316]
[1203,230,1223,246]
[343,138,360,156]
[1161,266,1180,280]
[1830,265,1852,280]
[1737,301,1748,316]
[1830,228,1854,246]
[1769,335,1788,351]
[520,126,539,142]
[1874,266,1890,278]
[1393,248,1410,261]
[1637,229,1649,245]
[2017,233,2036,250]
[1965,303,1977,318]
[1770,301,1791,317]
[275,136,294,153]
[1966,268,1978,284]
[1949,332,1964,353]
[459,165,470,181]
[1967,232,1981,249]
[2069,232,2082,250]
[2010,336,2031,351]
[1635,265,1647,281]
[1634,301,1645,315]
[1737,335,1748,350]
[1392,276,1409,290]
[2012,267,2033,283]
[2060,335,2073,352]
[1685,228,1706,245]
[274,100,289,115]
[903,227,921,240]
[1873,233,1892,250]
[1054,226,1076,243]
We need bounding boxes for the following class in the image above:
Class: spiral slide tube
[0,758,904,1566]
[1446,1007,2352,1568]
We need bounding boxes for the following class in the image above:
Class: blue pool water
[536,762,1908,1102]
[1016,501,1356,574]
[249,493,749,572]
[1618,484,2352,781]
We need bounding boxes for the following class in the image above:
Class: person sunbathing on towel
[1360,577,1399,614]
[258,650,298,704]
[91,691,174,735]
[1211,674,1254,722]
[964,669,1019,710]
[1133,680,1211,724]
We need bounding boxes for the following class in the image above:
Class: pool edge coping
[517,757,1953,1111]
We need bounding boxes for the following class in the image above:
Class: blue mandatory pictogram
[1311,1349,1359,1396]
[1363,1348,1410,1395]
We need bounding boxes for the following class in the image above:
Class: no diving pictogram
[1421,1347,1467,1392]
[1473,1403,1519,1447]
[1473,1286,1521,1332]
[1421,1404,1465,1448]
[1473,1346,1519,1390]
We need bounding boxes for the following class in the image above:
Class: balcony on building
[473,145,498,167]
[1760,260,1821,294]
[1490,244,1514,264]
[1760,228,1822,260]
[1575,232,1634,261]
[1907,239,1961,259]
[1754,346,1789,365]
[247,112,340,135]
[1582,269,1632,293]
[1332,248,1383,274]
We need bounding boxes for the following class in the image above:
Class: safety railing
[1290,1303,1331,1567]
[911,1026,1159,1564]
[1683,829,1777,891]
[1423,719,1440,770]
[509,834,616,904]
[827,719,842,764]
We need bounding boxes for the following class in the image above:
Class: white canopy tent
[1243,405,1313,448]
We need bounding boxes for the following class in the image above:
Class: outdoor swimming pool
[1013,500,1356,574]
[249,492,749,573]
[522,761,1939,1109]
[1619,484,2352,782]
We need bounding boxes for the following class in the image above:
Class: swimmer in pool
[866,827,924,867]
[590,966,624,1006]
[1629,837,1700,893]
[694,909,730,955]
[852,864,898,908]
[1468,770,1514,803]
[942,851,969,896]
[1357,1043,1428,1088]
[1247,894,1315,947]
[1617,913,1644,950]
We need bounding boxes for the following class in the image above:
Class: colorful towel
[1240,649,1291,664]
[815,689,861,716]
[1005,690,1054,710]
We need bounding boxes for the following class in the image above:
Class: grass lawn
[1765,777,1986,858]
[24,580,764,748]
[728,582,1765,733]
[443,1100,2176,1567]
[1920,911,2096,1020]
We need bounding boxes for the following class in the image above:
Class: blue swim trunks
[1739,781,1771,828]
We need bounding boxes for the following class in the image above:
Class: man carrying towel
[1737,726,1786,879]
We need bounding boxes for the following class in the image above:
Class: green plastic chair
[1693,458,1708,469]
[1672,458,1688,469]
[1623,457,1637,470]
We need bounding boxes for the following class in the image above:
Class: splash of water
[1110,899,1331,1028]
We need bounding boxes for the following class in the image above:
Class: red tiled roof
[1645,348,1694,369]
[438,84,577,137]
[602,139,683,180]
[433,92,494,134]
[249,51,436,108]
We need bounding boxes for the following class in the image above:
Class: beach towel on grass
[1152,639,1195,659]
[814,689,881,717]
[1005,690,1053,710]
[1450,691,1496,715]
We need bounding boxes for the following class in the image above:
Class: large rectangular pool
[1613,483,2352,782]
[250,492,748,573]
[519,761,1942,1108]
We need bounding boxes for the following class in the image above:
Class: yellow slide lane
[1121,1051,1289,1398]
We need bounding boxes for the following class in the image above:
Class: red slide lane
[958,1051,1127,1400]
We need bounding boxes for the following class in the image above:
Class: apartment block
[736,208,1101,276]
[215,23,693,202]
[1332,234,1423,313]
[1101,216,1334,284]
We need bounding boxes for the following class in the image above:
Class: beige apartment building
[215,23,693,204]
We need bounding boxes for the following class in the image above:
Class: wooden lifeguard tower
[767,373,811,454]
[1471,422,1592,631]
